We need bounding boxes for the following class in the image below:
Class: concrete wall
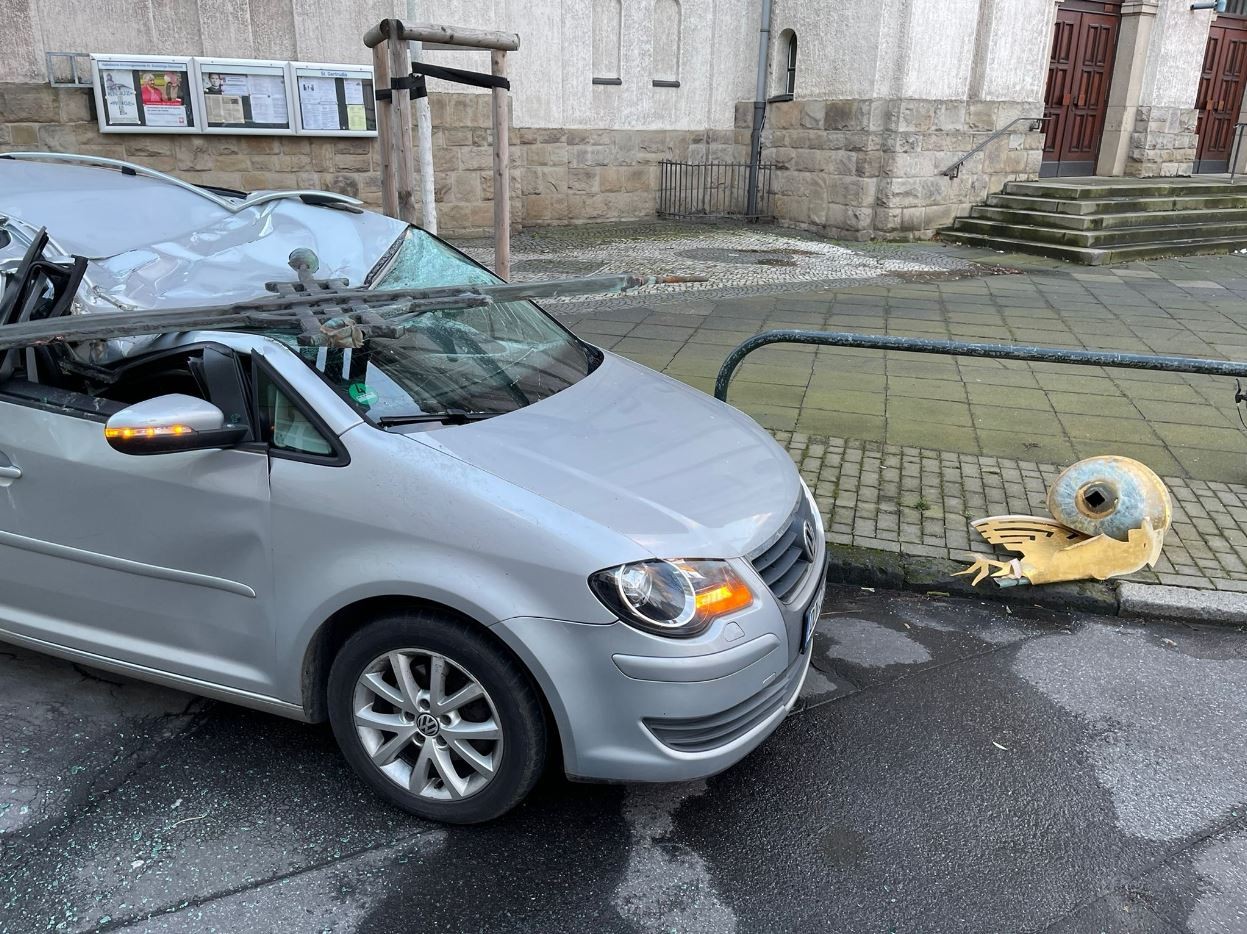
[766,0,890,100]
[0,0,393,79]
[1,0,759,130]
[970,0,1055,102]
[378,0,761,130]
[1141,0,1213,109]
[752,0,1049,240]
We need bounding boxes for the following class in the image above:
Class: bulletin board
[90,55,375,138]
[195,58,295,135]
[291,63,378,137]
[91,55,198,134]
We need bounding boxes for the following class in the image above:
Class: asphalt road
[2,588,1247,934]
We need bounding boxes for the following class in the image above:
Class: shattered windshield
[273,228,597,427]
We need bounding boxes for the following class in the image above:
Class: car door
[0,345,276,697]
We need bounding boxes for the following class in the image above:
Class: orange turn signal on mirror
[105,425,194,440]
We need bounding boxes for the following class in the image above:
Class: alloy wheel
[352,649,503,801]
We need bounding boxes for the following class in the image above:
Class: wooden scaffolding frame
[364,19,520,279]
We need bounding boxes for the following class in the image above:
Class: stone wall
[1123,104,1199,177]
[750,97,1044,241]
[0,82,385,206]
[0,82,715,238]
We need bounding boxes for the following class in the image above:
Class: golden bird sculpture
[955,456,1172,588]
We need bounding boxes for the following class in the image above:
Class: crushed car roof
[0,158,408,311]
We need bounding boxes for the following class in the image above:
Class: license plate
[801,582,825,652]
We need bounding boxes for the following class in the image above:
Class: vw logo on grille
[416,713,440,737]
[802,520,817,560]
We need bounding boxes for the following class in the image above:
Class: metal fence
[715,330,1247,402]
[657,160,775,221]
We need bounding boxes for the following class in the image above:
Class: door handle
[0,453,21,482]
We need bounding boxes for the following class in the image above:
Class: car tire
[327,610,547,824]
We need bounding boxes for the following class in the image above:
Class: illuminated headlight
[589,559,756,638]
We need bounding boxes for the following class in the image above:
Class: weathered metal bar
[490,49,511,280]
[365,21,520,51]
[714,329,1247,402]
[1231,122,1247,181]
[939,116,1045,179]
[0,273,706,352]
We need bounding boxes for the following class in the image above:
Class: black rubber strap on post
[375,74,427,102]
[409,61,510,91]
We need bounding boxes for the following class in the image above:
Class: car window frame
[0,340,256,434]
[249,353,351,468]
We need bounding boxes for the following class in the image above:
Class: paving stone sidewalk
[780,432,1247,597]
[457,222,1247,598]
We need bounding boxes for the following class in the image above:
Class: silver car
[0,155,825,823]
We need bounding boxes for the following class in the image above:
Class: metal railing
[1230,123,1247,181]
[658,160,775,220]
[715,330,1247,402]
[940,117,1046,180]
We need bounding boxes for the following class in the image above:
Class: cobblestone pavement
[781,432,1247,594]
[457,223,1247,594]
[461,220,984,306]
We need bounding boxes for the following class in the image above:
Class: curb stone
[1117,582,1247,624]
[823,543,1246,627]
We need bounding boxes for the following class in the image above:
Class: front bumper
[491,585,818,783]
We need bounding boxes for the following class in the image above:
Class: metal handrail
[714,330,1247,402]
[1230,123,1247,181]
[940,117,1045,179]
[0,152,363,214]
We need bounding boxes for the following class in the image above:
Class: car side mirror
[104,394,248,456]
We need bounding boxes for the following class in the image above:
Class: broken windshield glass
[273,228,597,426]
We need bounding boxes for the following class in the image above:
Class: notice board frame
[193,56,298,136]
[291,62,379,138]
[91,54,200,134]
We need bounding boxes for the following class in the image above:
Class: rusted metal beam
[0,270,705,352]
[491,49,511,279]
[714,330,1247,402]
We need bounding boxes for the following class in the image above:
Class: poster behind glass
[292,64,377,137]
[93,56,198,133]
[196,59,295,135]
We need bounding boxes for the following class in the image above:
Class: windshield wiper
[376,408,499,427]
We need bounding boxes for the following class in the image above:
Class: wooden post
[386,20,420,225]
[410,45,439,233]
[371,40,397,218]
[491,49,511,280]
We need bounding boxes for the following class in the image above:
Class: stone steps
[969,205,1247,231]
[987,192,1247,216]
[940,176,1247,264]
[940,229,1247,266]
[1004,179,1247,199]
[952,217,1247,248]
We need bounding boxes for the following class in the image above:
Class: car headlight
[589,559,756,638]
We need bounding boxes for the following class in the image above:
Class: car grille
[644,654,807,753]
[750,499,817,604]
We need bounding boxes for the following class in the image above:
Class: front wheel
[327,612,547,824]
